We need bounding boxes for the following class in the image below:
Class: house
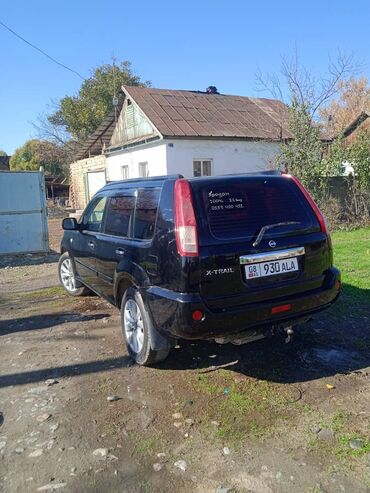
[323,110,370,176]
[70,86,292,209]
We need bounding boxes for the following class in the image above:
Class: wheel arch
[114,260,151,308]
[116,275,136,308]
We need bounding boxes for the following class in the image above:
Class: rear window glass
[198,178,318,240]
[104,195,135,237]
[133,188,160,239]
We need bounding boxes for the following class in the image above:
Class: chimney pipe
[206,86,219,94]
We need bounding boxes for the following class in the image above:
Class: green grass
[330,410,352,433]
[337,433,370,458]
[308,410,370,461]
[192,373,308,443]
[332,227,370,298]
[3,285,67,302]
[133,436,159,456]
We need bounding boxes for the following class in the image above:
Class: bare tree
[32,108,77,165]
[256,49,357,120]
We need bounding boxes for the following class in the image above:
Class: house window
[121,165,129,180]
[139,162,148,177]
[193,159,212,177]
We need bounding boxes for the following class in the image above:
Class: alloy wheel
[60,258,77,292]
[124,299,145,353]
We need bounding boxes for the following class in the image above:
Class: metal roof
[74,102,123,161]
[122,86,292,141]
[75,87,293,160]
[343,111,370,138]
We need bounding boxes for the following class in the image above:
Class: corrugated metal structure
[118,86,293,141]
[0,169,49,255]
[74,86,293,161]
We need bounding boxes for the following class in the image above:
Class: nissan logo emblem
[269,240,277,248]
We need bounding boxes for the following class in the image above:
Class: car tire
[121,287,170,366]
[58,252,90,296]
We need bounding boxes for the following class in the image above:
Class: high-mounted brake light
[282,173,328,235]
[174,179,199,257]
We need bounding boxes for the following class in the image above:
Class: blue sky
[1,0,369,154]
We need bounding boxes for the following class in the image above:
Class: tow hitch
[284,326,294,343]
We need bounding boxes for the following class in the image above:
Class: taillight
[192,309,204,321]
[282,173,328,235]
[174,179,199,257]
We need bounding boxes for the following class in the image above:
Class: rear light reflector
[271,304,291,314]
[282,173,328,235]
[192,310,204,321]
[174,179,199,257]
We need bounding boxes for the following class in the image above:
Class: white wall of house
[165,139,281,178]
[106,138,282,181]
[106,142,168,181]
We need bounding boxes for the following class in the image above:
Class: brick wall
[69,155,108,210]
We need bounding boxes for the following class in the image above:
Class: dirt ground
[0,220,369,493]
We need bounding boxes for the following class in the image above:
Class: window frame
[138,162,148,178]
[132,187,161,240]
[121,165,129,180]
[80,195,108,233]
[102,190,137,238]
[193,159,212,177]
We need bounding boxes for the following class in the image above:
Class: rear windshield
[194,177,319,241]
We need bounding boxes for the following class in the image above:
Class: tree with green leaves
[46,61,149,142]
[321,129,370,222]
[346,130,370,217]
[10,140,67,175]
[257,52,356,194]
[277,101,325,201]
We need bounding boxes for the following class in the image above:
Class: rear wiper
[252,221,301,247]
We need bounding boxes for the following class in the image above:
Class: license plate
[245,257,299,279]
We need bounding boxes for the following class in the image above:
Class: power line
[0,19,85,80]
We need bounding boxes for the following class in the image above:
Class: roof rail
[103,174,184,189]
[218,170,281,177]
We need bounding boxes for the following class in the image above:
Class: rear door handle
[115,248,125,256]
[88,241,95,248]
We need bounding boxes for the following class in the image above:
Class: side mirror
[62,217,79,231]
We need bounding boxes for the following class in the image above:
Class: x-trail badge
[269,240,277,248]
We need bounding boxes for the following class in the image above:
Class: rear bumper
[144,267,341,340]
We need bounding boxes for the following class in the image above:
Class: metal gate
[0,169,49,255]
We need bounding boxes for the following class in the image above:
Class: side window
[133,188,161,239]
[82,196,107,232]
[104,194,136,237]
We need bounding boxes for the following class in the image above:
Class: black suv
[59,172,341,365]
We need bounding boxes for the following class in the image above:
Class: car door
[72,195,107,288]
[94,190,137,301]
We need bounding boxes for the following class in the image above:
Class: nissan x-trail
[59,172,341,365]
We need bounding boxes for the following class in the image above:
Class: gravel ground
[0,222,369,493]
